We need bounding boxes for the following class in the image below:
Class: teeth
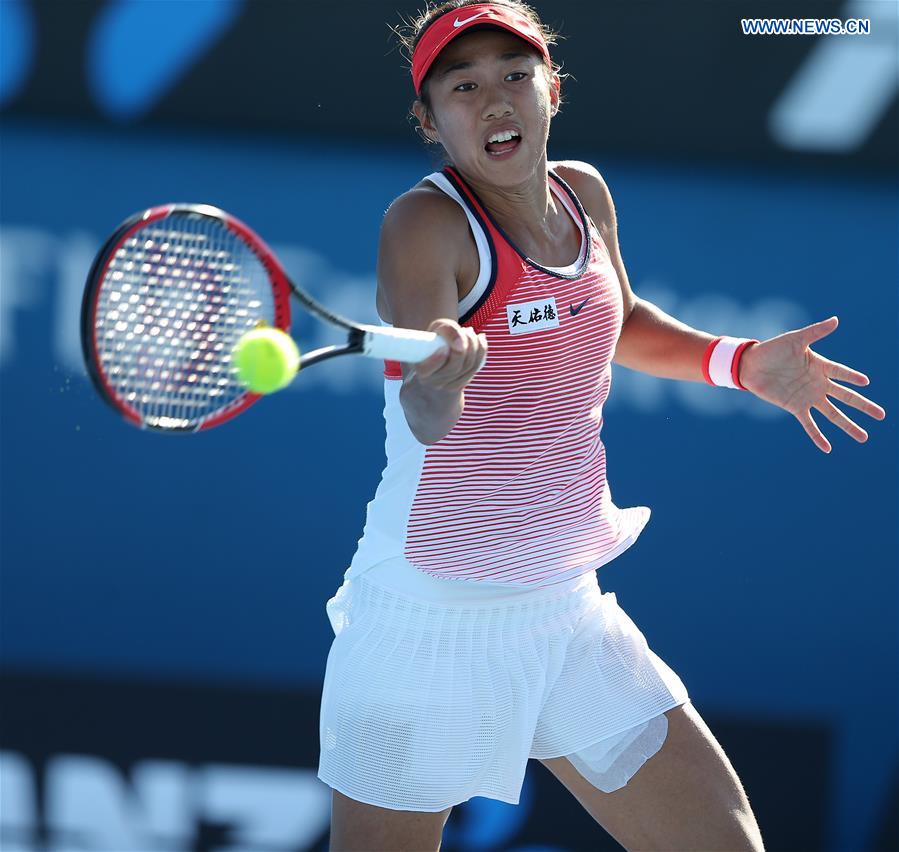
[487,130,520,144]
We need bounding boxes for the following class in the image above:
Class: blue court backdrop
[1,120,896,851]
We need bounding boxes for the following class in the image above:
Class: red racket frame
[81,204,293,431]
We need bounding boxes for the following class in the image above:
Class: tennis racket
[81,203,445,432]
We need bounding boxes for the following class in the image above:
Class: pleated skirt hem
[318,568,689,811]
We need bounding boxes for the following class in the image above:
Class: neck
[455,157,559,239]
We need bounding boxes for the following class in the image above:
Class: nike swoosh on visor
[453,12,487,28]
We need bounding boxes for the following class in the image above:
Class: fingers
[798,315,839,346]
[799,320,875,391]
[797,411,832,454]
[798,320,874,389]
[413,319,463,377]
[414,319,486,389]
[438,328,481,390]
[822,357,870,387]
[442,335,487,391]
[815,399,867,443]
[796,376,885,452]
[827,379,886,421]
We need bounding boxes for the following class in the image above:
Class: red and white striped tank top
[347,167,649,588]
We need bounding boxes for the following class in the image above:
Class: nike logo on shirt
[454,12,488,27]
[570,298,590,316]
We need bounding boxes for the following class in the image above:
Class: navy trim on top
[440,168,499,325]
[548,170,598,263]
[445,167,593,281]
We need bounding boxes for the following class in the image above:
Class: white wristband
[702,336,757,390]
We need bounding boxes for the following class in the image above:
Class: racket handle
[359,325,447,363]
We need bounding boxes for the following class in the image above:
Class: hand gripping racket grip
[359,325,448,363]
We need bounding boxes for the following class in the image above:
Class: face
[414,28,560,185]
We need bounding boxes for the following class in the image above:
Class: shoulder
[550,160,636,315]
[380,179,470,247]
[550,160,617,239]
[376,179,474,325]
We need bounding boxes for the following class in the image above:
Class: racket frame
[82,204,444,432]
[82,204,291,430]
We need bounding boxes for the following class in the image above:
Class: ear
[412,99,439,143]
[549,72,561,116]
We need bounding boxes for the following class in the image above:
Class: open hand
[739,316,886,453]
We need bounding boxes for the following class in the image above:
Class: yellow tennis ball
[232,328,300,394]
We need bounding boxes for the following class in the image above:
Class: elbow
[413,429,445,446]
[402,403,452,445]
[404,411,450,446]
[622,294,641,326]
[400,382,462,445]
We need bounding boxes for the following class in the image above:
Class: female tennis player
[317,2,886,849]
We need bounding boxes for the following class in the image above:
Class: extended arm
[554,160,886,451]
[377,187,487,445]
[555,162,720,380]
[613,298,716,383]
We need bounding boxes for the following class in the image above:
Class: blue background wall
[1,0,897,846]
[1,120,896,851]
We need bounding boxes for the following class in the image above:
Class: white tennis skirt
[318,559,689,812]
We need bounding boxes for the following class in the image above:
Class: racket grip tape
[360,325,447,363]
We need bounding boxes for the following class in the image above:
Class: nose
[481,85,513,121]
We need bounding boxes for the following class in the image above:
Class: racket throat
[299,329,366,369]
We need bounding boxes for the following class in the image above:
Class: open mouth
[485,130,522,156]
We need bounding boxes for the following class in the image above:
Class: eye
[505,72,528,82]
[453,82,477,92]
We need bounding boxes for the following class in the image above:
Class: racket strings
[94,215,274,428]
